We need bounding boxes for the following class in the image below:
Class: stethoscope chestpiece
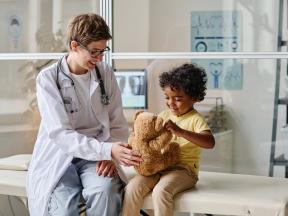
[95,66,110,106]
[101,94,110,105]
[70,109,78,114]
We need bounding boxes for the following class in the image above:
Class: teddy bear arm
[148,132,171,150]
[128,133,135,148]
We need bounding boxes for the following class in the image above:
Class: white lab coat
[26,57,129,216]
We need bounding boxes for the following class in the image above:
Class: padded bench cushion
[0,169,27,197]
[0,154,31,171]
[142,171,288,216]
[122,166,288,215]
[1,155,288,216]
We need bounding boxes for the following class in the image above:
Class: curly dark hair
[159,63,207,101]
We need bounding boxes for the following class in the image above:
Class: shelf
[0,124,38,133]
[214,129,232,138]
[273,154,288,166]
[280,125,288,132]
[278,97,288,105]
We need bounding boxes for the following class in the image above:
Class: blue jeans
[48,159,124,216]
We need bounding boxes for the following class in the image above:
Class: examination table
[1,155,288,216]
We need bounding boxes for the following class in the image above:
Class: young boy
[26,13,142,216]
[122,63,215,216]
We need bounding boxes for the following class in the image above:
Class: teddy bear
[128,111,180,176]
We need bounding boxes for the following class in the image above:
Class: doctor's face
[76,39,109,70]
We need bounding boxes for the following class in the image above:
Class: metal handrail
[1,52,288,60]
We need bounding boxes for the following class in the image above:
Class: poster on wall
[191,11,242,90]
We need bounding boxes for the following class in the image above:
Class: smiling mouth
[170,108,178,112]
[89,61,97,66]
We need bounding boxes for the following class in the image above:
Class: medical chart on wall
[191,11,242,90]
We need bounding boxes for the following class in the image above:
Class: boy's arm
[164,120,215,149]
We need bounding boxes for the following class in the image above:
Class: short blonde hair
[67,13,112,47]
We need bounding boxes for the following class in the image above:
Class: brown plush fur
[128,111,180,176]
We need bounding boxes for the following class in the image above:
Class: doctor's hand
[111,142,142,167]
[96,160,117,177]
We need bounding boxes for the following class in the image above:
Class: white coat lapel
[57,57,81,115]
[90,69,99,96]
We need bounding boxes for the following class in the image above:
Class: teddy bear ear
[134,110,144,120]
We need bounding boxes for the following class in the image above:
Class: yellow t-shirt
[159,109,210,175]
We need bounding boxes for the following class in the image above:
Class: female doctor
[26,13,142,216]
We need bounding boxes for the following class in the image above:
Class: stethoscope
[55,56,110,113]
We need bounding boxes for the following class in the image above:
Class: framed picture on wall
[191,11,243,90]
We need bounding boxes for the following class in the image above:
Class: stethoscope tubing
[55,56,110,107]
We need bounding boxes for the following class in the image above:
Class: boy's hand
[164,120,183,137]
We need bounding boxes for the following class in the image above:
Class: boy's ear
[192,98,200,103]
[134,110,144,120]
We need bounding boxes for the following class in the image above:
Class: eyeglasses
[77,41,110,58]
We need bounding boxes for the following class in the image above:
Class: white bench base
[1,164,288,215]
